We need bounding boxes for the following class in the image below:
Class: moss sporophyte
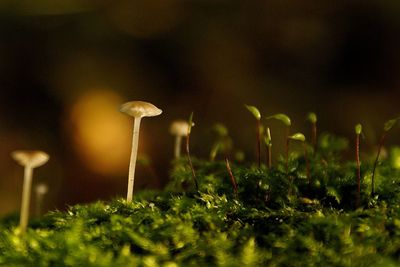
[355,123,362,207]
[245,105,262,168]
[186,112,198,190]
[4,100,400,266]
[264,127,272,168]
[209,123,232,161]
[306,112,317,149]
[288,132,310,182]
[225,157,238,198]
[266,113,291,174]
[371,117,399,196]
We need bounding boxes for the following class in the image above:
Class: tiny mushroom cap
[11,150,50,168]
[170,120,195,137]
[120,101,162,118]
[35,183,48,194]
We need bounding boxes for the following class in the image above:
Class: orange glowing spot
[67,89,138,176]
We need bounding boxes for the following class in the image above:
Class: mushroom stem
[20,166,33,233]
[174,135,182,159]
[35,193,44,217]
[127,117,142,202]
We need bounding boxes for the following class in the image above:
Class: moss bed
[1,133,400,266]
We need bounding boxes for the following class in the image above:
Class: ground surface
[1,133,400,266]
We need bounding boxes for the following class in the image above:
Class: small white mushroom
[120,101,162,202]
[11,150,49,233]
[170,120,193,159]
[34,183,48,217]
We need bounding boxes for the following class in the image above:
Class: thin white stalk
[127,117,141,202]
[174,135,182,158]
[20,166,33,233]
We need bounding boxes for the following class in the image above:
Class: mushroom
[35,183,48,217]
[120,101,162,202]
[170,120,193,159]
[11,150,49,233]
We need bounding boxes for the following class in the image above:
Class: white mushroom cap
[170,120,194,137]
[120,101,162,118]
[35,183,48,194]
[11,150,50,168]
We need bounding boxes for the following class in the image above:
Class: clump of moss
[2,133,400,266]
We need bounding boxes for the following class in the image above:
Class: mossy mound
[1,134,400,266]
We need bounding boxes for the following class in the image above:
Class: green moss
[2,134,400,266]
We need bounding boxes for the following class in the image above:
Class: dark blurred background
[0,0,400,215]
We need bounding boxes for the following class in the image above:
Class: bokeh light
[67,89,132,176]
